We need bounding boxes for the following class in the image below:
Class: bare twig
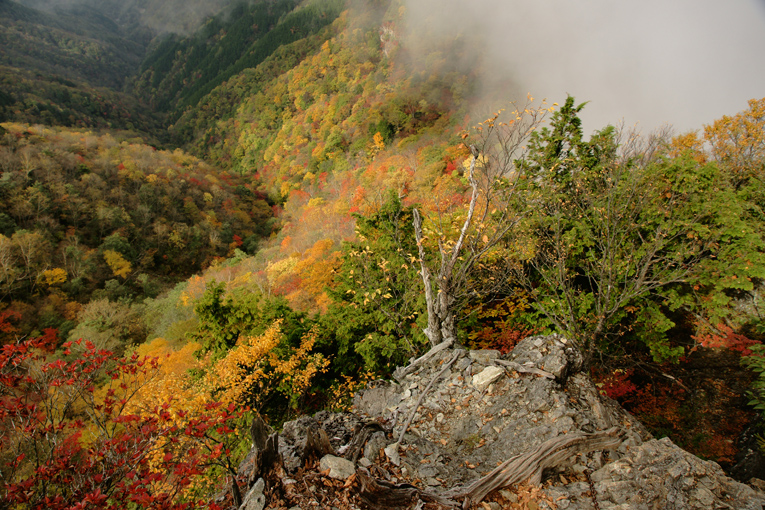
[395,350,462,448]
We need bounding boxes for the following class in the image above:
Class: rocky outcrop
[548,437,764,509]
[227,334,765,509]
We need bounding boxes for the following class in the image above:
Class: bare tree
[412,98,552,348]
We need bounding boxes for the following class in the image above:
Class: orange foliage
[704,97,765,187]
[287,238,342,313]
[692,323,760,356]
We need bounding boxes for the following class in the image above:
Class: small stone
[239,478,265,510]
[319,455,356,480]
[426,477,441,487]
[472,366,504,391]
[384,444,401,466]
[499,489,518,503]
[455,357,472,371]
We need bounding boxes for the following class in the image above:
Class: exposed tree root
[360,427,625,509]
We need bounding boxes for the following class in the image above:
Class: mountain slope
[131,0,344,116]
[0,0,148,89]
[0,0,164,132]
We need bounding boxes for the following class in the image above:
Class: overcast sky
[404,0,765,135]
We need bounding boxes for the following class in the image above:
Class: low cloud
[404,0,765,133]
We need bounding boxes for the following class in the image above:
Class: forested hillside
[0,0,148,88]
[1,0,765,507]
[0,123,274,342]
[0,0,161,131]
[132,0,344,116]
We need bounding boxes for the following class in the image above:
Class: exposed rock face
[229,334,765,509]
[354,334,648,488]
[548,437,764,509]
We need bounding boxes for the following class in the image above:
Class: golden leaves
[206,320,328,410]
[103,250,131,279]
[40,267,67,286]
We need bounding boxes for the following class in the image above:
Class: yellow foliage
[328,372,374,412]
[206,323,280,407]
[669,131,707,164]
[103,249,132,279]
[280,181,293,198]
[704,97,765,186]
[266,256,299,287]
[372,131,385,151]
[40,267,67,287]
[122,338,206,419]
[206,320,328,410]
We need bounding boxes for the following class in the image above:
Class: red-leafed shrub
[692,323,760,356]
[0,335,244,509]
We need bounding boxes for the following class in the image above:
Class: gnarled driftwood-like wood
[357,467,421,510]
[447,427,624,508]
[302,426,335,465]
[357,427,625,509]
[345,421,387,464]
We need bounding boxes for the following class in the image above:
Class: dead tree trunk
[356,427,624,509]
[411,103,550,352]
[412,153,479,348]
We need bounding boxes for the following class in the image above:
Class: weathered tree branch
[359,427,625,509]
[394,351,461,448]
[493,359,555,379]
[446,427,625,507]
[393,339,455,381]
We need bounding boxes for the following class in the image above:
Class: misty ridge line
[401,0,765,134]
[10,0,765,135]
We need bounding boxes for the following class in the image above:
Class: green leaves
[327,190,427,374]
[512,98,765,364]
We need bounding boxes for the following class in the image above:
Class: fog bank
[404,0,765,133]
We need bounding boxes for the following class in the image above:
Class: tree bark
[412,152,479,348]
